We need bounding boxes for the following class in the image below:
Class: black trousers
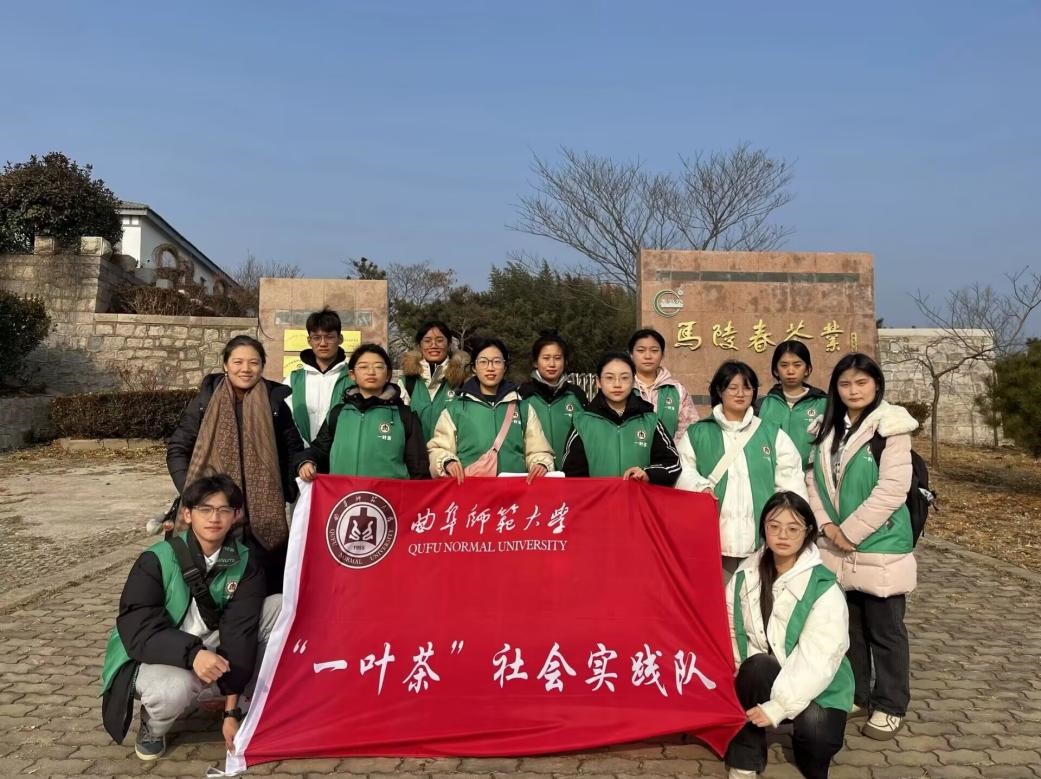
[846,591,910,716]
[241,525,288,595]
[725,654,847,779]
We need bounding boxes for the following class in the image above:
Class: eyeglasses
[475,358,505,368]
[191,505,236,519]
[421,337,448,347]
[723,385,752,395]
[764,522,807,538]
[308,334,339,344]
[353,362,387,373]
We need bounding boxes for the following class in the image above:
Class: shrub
[51,389,197,439]
[111,282,246,317]
[0,291,51,386]
[899,400,932,436]
[989,341,1041,456]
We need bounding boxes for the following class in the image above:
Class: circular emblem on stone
[652,289,685,318]
[326,491,397,569]
[379,422,391,434]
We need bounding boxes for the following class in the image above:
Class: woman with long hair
[428,337,554,483]
[167,335,309,593]
[519,330,588,470]
[725,491,852,779]
[561,351,681,484]
[298,344,429,479]
[806,352,918,740]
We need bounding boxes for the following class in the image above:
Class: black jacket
[518,377,589,407]
[166,373,305,502]
[561,391,682,486]
[101,533,266,743]
[298,384,430,479]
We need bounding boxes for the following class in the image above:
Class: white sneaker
[728,769,758,779]
[862,710,904,740]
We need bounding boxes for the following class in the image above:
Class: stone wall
[0,396,55,451]
[878,328,998,445]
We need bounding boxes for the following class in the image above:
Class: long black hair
[756,491,819,627]
[813,352,886,455]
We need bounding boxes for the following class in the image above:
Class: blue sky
[2,1,1038,325]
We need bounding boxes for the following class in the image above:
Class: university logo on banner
[227,476,743,773]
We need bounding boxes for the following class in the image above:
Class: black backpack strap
[868,431,886,464]
[166,536,222,632]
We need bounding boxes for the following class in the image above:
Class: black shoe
[135,708,166,761]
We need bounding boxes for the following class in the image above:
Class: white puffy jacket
[727,545,850,727]
[676,406,807,557]
[282,356,350,442]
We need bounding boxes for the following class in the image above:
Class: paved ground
[1,455,1041,777]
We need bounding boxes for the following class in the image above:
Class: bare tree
[902,269,1041,464]
[230,251,302,312]
[386,261,456,309]
[510,144,793,294]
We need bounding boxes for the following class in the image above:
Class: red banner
[228,476,744,772]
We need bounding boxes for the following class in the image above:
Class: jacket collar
[586,390,655,423]
[343,382,403,410]
[299,348,347,375]
[764,383,827,404]
[459,377,520,406]
[635,365,680,393]
[710,404,757,432]
[521,373,577,402]
[737,544,822,600]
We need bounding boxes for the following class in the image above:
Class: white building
[116,201,236,294]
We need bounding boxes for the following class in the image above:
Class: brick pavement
[1,540,1040,779]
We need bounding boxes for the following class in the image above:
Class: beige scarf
[178,376,288,549]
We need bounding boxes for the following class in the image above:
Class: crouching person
[725,491,852,779]
[100,474,281,760]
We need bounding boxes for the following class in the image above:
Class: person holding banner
[284,307,353,443]
[296,344,429,479]
[676,361,806,580]
[519,330,588,469]
[100,474,281,761]
[398,320,470,440]
[806,353,918,740]
[561,351,681,484]
[628,327,698,440]
[755,340,828,470]
[167,335,309,594]
[725,491,852,779]
[427,337,554,482]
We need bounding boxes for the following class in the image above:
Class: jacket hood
[586,390,655,423]
[402,349,470,386]
[520,376,583,403]
[710,404,757,432]
[864,400,919,437]
[343,382,403,408]
[637,365,681,392]
[299,348,347,374]
[737,543,823,586]
[459,377,520,405]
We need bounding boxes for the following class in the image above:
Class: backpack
[868,433,938,546]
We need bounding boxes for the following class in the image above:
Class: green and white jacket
[728,545,854,726]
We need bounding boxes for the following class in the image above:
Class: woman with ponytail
[519,330,588,469]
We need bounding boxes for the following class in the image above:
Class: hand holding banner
[229,476,743,772]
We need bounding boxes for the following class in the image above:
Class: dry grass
[923,440,1041,571]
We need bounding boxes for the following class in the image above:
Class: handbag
[463,401,518,477]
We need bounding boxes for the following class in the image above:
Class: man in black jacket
[100,474,281,760]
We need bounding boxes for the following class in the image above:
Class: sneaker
[728,769,758,779]
[862,710,904,740]
[849,703,869,720]
[135,709,166,761]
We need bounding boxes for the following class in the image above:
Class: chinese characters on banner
[227,476,745,772]
[675,319,859,353]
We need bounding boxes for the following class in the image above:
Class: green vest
[688,418,779,549]
[812,440,914,554]
[289,368,353,441]
[446,396,526,474]
[523,390,584,469]
[99,534,249,695]
[328,403,409,478]
[733,565,855,712]
[570,410,659,477]
[405,374,453,441]
[637,385,680,438]
[757,392,827,470]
